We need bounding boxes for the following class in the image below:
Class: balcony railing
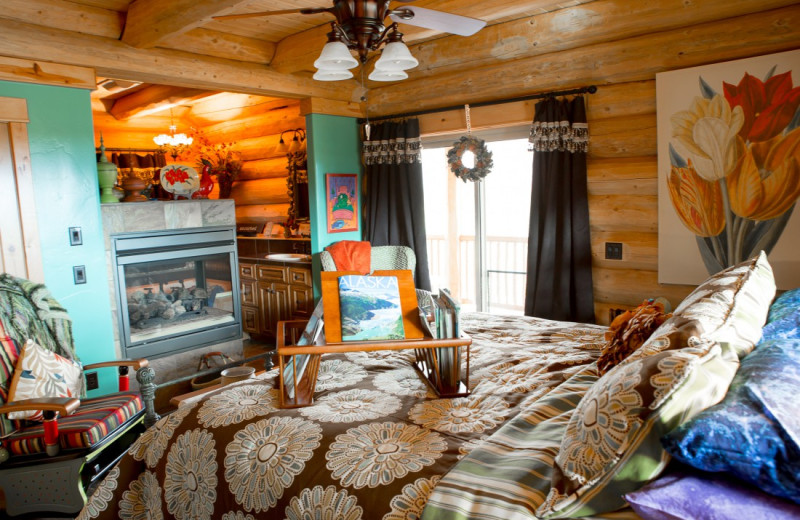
[426,235,527,314]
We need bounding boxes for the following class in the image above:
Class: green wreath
[447,135,493,182]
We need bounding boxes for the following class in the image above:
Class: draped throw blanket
[524,96,595,323]
[363,119,432,290]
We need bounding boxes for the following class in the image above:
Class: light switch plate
[69,227,82,246]
[73,265,87,284]
[605,242,623,260]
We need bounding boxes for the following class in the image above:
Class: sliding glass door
[422,134,532,314]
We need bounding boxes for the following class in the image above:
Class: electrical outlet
[69,227,82,246]
[73,265,87,284]
[605,242,623,260]
[85,372,99,391]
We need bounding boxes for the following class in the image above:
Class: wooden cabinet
[240,261,312,338]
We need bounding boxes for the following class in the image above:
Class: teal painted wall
[0,81,117,395]
[305,114,363,298]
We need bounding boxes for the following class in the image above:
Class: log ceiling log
[0,18,356,101]
[107,85,217,120]
[368,4,800,116]
[121,0,254,49]
[407,0,799,80]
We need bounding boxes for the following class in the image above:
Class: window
[422,131,532,314]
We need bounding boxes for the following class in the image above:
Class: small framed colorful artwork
[326,173,359,233]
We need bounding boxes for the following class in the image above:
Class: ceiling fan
[213,1,486,81]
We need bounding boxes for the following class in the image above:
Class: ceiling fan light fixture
[313,68,354,81]
[314,40,359,70]
[368,68,409,82]
[374,40,418,71]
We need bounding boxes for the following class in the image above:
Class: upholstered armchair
[320,244,417,273]
[0,273,158,517]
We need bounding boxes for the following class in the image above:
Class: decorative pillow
[537,252,776,518]
[762,288,800,342]
[597,299,671,375]
[625,468,800,520]
[6,339,83,421]
[662,338,800,503]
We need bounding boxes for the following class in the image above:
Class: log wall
[94,95,302,224]
[401,2,800,324]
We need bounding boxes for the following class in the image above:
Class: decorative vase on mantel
[217,176,233,199]
[96,136,119,204]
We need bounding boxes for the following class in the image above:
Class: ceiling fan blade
[212,7,328,21]
[389,6,486,36]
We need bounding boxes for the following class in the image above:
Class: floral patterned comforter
[79,313,611,520]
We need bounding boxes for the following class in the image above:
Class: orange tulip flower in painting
[728,129,800,221]
[668,162,725,237]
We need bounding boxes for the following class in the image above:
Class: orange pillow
[597,300,671,375]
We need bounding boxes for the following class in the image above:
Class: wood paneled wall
[94,94,302,224]
[404,2,799,324]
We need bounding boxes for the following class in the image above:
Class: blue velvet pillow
[762,288,800,341]
[662,339,800,503]
[625,468,800,520]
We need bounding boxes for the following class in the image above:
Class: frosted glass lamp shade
[314,41,359,70]
[374,41,418,71]
[313,68,354,81]
[368,69,409,82]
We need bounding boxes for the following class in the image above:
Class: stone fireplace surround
[101,200,243,387]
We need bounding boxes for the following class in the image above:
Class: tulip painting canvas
[657,49,800,288]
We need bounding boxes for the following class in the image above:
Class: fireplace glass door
[122,253,235,344]
[113,227,242,359]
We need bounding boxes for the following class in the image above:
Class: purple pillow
[625,469,800,520]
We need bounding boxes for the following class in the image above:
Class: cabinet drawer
[240,280,258,306]
[257,265,286,282]
[288,267,311,287]
[239,262,257,280]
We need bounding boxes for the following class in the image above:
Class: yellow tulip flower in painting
[728,129,800,221]
[668,162,725,236]
[670,95,744,182]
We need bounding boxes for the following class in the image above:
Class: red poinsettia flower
[164,167,189,185]
[723,71,800,143]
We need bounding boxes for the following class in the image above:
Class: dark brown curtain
[362,119,431,291]
[524,96,595,323]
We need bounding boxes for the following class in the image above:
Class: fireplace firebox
[111,227,242,359]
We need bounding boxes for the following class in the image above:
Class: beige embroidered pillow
[6,339,83,420]
[538,252,776,518]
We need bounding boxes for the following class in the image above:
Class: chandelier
[313,1,419,82]
[153,109,193,159]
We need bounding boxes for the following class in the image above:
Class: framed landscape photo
[326,173,359,233]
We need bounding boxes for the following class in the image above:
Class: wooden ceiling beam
[108,85,216,120]
[4,0,123,39]
[0,18,356,102]
[367,3,800,116]
[121,0,256,49]
[405,0,800,80]
[0,55,95,89]
[159,28,276,64]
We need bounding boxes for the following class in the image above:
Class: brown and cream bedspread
[79,313,611,520]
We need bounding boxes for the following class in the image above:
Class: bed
[78,252,799,520]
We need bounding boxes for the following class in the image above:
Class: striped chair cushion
[4,392,143,456]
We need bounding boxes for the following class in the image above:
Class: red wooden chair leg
[42,410,60,457]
